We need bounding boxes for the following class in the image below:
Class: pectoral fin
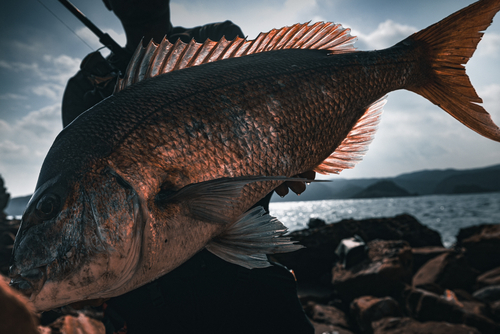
[205,206,303,269]
[156,175,322,225]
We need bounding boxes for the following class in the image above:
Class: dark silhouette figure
[61,1,314,333]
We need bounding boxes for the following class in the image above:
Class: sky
[0,0,499,197]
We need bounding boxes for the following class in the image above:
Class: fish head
[9,168,145,312]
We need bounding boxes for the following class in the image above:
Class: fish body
[9,0,500,311]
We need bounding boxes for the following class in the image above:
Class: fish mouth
[9,266,47,300]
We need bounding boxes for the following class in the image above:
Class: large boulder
[476,266,500,289]
[372,317,481,334]
[272,214,441,282]
[303,301,351,330]
[331,240,412,302]
[456,224,500,272]
[350,296,402,333]
[411,246,452,274]
[412,252,479,292]
[405,288,500,334]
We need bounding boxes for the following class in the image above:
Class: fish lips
[9,265,48,300]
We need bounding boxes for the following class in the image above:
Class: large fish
[9,0,500,311]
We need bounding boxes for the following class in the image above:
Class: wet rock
[472,285,500,303]
[309,320,355,334]
[304,301,351,329]
[491,300,500,322]
[350,296,402,332]
[41,313,106,334]
[411,246,452,274]
[456,224,500,272]
[412,252,479,292]
[308,217,326,229]
[331,240,412,302]
[372,317,481,334]
[0,275,39,334]
[271,214,441,282]
[476,266,500,289]
[405,288,500,334]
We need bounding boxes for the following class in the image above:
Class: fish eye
[35,193,61,221]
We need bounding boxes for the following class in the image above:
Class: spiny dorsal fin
[314,96,387,175]
[114,22,357,93]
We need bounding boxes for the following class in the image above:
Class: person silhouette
[61,1,314,333]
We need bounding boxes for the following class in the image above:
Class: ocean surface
[269,192,500,248]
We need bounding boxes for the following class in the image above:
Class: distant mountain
[4,195,30,217]
[272,163,500,202]
[351,180,414,199]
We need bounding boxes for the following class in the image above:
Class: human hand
[274,170,316,197]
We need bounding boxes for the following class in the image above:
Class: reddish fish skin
[10,0,500,311]
[42,45,422,209]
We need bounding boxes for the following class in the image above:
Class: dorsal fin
[313,96,387,175]
[115,22,357,93]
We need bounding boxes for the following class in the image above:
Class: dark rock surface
[372,317,481,334]
[331,240,412,302]
[476,266,500,289]
[271,214,442,282]
[277,217,500,334]
[412,252,480,292]
[350,296,402,332]
[456,224,500,272]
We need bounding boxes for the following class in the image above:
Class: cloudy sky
[0,0,499,197]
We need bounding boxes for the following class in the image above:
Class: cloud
[0,103,62,195]
[75,27,126,54]
[170,0,320,39]
[354,20,416,50]
[0,93,27,100]
[476,32,500,58]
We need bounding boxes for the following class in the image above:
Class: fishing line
[35,0,94,51]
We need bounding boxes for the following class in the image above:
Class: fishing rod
[57,0,130,73]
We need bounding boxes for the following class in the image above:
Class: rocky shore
[1,214,500,333]
[272,214,500,334]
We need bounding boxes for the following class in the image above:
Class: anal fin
[205,207,303,269]
[314,96,387,175]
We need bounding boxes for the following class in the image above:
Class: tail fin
[407,0,500,142]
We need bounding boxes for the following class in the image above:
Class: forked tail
[406,0,500,141]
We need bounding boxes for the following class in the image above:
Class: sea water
[269,192,500,247]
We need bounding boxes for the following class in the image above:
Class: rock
[331,240,412,302]
[411,246,452,274]
[0,275,39,334]
[405,288,500,334]
[456,224,500,272]
[476,266,500,289]
[372,317,481,334]
[304,301,351,329]
[350,296,402,332]
[42,313,106,334]
[472,285,500,303]
[272,214,439,282]
[309,320,355,334]
[412,252,479,292]
[308,217,326,229]
[491,300,500,322]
